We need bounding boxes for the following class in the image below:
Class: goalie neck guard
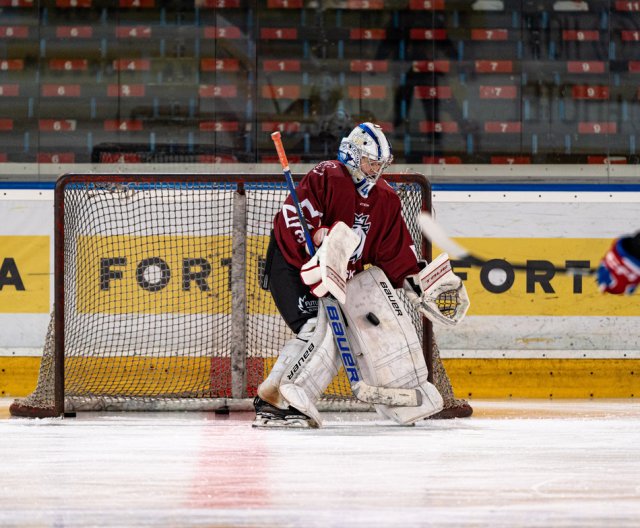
[337,123,393,197]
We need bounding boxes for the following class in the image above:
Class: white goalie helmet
[337,122,394,196]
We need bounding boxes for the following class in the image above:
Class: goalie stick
[418,212,597,275]
[270,131,421,408]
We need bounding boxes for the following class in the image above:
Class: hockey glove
[403,253,470,326]
[597,237,640,295]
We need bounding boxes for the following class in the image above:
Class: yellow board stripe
[2,357,639,399]
[444,359,640,398]
[0,357,40,397]
[0,357,354,398]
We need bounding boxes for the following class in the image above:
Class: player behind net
[255,122,471,428]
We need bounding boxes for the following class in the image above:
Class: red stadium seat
[103,119,144,132]
[0,84,20,96]
[414,86,452,99]
[567,61,606,73]
[198,0,243,7]
[571,85,609,100]
[347,85,387,99]
[260,27,298,40]
[260,121,301,133]
[0,26,29,39]
[577,121,616,134]
[106,84,146,97]
[484,121,522,133]
[115,26,152,39]
[479,85,518,99]
[422,156,462,164]
[39,119,77,132]
[490,156,532,164]
[55,0,93,8]
[408,0,445,9]
[267,0,303,7]
[55,26,94,38]
[113,58,151,72]
[48,59,89,72]
[262,60,301,72]
[475,60,513,73]
[199,85,239,98]
[119,0,155,7]
[199,121,240,132]
[37,152,76,163]
[419,121,459,133]
[203,26,244,39]
[350,60,389,73]
[41,84,82,97]
[0,59,24,71]
[201,58,241,72]
[260,84,301,100]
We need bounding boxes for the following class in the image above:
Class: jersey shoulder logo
[312,160,340,175]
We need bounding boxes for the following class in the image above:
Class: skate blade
[252,416,312,429]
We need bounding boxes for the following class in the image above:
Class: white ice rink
[1,399,639,528]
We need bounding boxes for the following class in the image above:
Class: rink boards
[1,182,639,398]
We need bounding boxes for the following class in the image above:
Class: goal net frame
[10,172,433,417]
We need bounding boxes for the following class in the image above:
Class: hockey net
[10,173,432,417]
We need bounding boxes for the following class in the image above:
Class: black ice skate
[252,396,314,428]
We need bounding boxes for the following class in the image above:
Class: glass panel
[1,0,638,174]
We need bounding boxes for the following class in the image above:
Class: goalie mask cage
[10,173,433,418]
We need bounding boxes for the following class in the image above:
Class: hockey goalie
[254,122,471,428]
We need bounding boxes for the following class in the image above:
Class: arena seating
[0,0,637,163]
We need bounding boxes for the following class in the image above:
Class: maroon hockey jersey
[273,160,420,288]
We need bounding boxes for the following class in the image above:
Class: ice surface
[0,399,639,527]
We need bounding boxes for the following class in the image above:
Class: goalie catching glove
[403,253,470,326]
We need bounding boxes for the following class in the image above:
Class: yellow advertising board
[73,234,634,317]
[439,238,639,316]
[0,236,49,313]
[75,234,280,315]
[76,234,233,314]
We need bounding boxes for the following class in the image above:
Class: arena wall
[1,174,638,399]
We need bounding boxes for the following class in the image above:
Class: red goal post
[10,172,433,418]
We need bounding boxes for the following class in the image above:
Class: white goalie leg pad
[257,317,318,409]
[342,267,444,425]
[278,305,340,428]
